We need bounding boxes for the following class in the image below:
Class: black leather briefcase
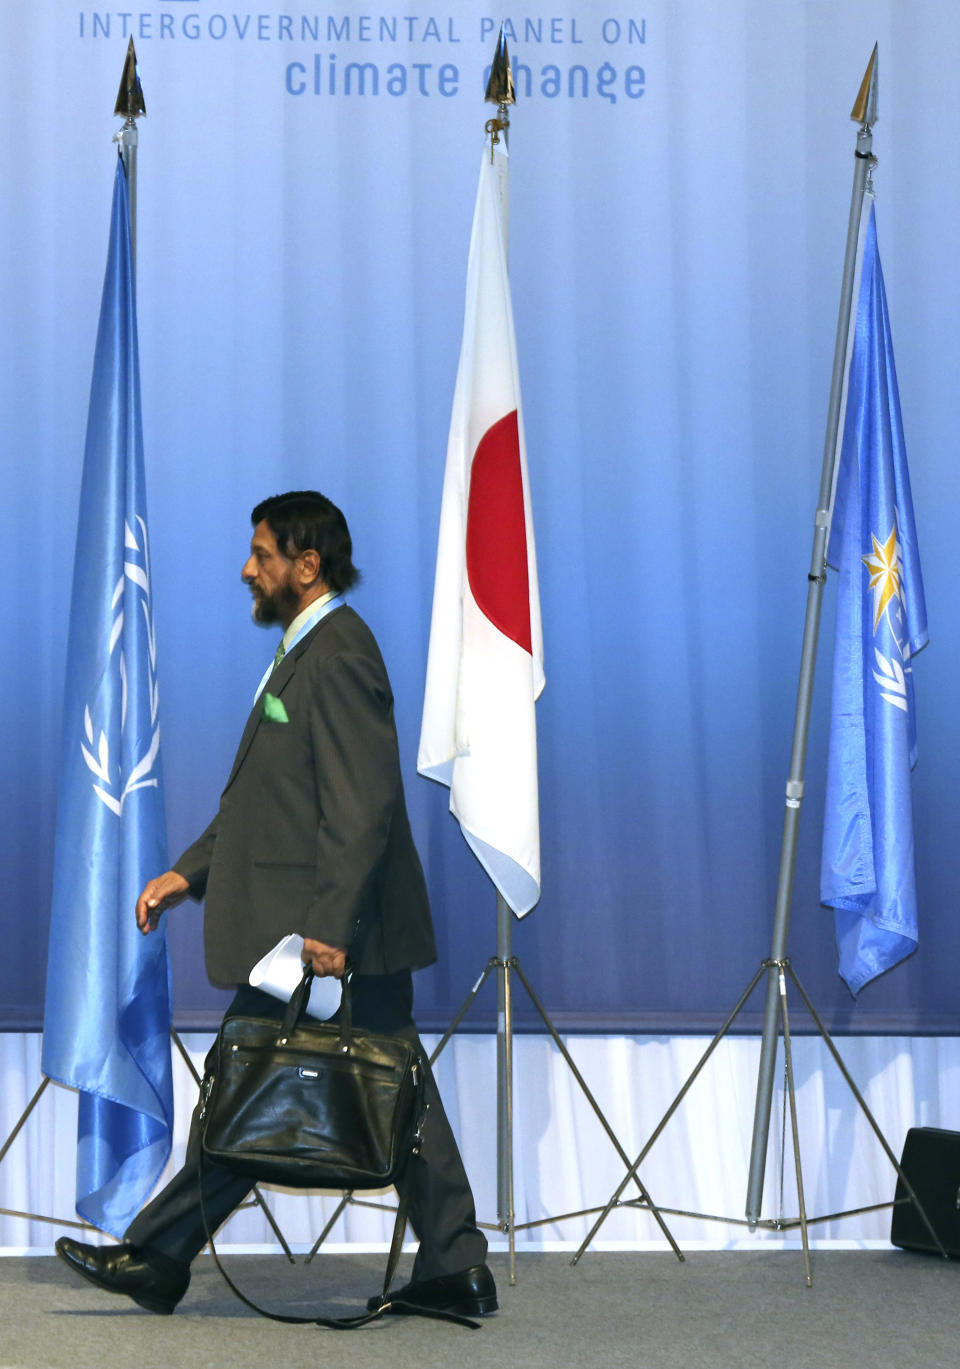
[200,966,424,1190]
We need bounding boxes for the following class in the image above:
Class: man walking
[56,490,495,1320]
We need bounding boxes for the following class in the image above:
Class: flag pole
[476,33,680,1279]
[110,40,296,1259]
[571,45,944,1278]
[743,46,879,1229]
[407,29,681,1285]
[0,39,153,1243]
[484,31,520,1283]
[114,38,145,268]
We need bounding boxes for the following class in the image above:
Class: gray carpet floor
[1,1250,957,1369]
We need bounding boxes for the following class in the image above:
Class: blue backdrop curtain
[2,0,959,1035]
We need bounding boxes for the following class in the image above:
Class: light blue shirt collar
[254,592,345,702]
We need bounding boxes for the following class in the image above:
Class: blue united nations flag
[820,201,928,996]
[41,155,173,1236]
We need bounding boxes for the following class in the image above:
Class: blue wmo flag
[42,155,173,1235]
[820,200,928,995]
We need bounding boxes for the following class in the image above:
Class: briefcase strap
[198,1150,479,1330]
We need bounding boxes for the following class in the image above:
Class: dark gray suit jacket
[173,604,437,986]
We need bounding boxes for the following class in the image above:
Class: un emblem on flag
[80,515,161,816]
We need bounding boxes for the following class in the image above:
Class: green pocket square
[261,692,289,724]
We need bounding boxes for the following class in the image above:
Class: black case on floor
[890,1126,960,1257]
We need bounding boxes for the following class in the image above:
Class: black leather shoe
[55,1238,190,1315]
[368,1263,498,1317]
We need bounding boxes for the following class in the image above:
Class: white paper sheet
[248,933,342,1020]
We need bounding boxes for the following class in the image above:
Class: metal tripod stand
[432,896,684,1285]
[569,954,946,1283]
[0,1028,293,1258]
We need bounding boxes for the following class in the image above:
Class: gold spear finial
[484,27,514,155]
[484,27,515,106]
[114,37,146,119]
[850,43,878,127]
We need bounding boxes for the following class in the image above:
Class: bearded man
[56,490,496,1321]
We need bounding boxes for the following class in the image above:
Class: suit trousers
[126,973,487,1282]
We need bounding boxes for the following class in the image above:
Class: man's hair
[251,491,360,594]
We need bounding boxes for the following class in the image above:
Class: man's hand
[302,938,347,978]
[136,871,191,933]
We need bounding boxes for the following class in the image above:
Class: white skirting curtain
[2,1032,956,1254]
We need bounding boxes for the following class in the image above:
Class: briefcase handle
[280,962,354,1047]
